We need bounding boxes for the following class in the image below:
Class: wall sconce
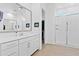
[26,23,30,28]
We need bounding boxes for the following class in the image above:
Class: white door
[55,16,66,45]
[68,15,79,47]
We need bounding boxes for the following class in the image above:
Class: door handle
[66,22,68,32]
[18,25,19,29]
[15,25,17,29]
[56,25,59,26]
[27,42,30,48]
[66,22,68,45]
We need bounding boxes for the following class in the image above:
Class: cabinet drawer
[1,46,18,56]
[1,40,18,50]
[1,40,18,56]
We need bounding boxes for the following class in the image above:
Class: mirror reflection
[0,3,32,32]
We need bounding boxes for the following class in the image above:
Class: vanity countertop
[0,33,40,44]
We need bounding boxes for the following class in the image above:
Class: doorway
[42,9,45,44]
[42,20,45,44]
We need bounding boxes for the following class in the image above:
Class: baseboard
[45,43,79,49]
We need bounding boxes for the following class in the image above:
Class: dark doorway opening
[42,20,45,44]
[42,9,45,45]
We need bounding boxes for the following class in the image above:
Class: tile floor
[33,44,79,56]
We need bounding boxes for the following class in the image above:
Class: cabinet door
[26,37,33,56]
[28,35,40,55]
[32,35,40,51]
[68,15,79,47]
[19,38,28,56]
[19,37,34,56]
[1,40,18,56]
[19,35,40,56]
[55,16,66,45]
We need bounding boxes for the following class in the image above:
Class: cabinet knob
[56,25,59,26]
[56,28,59,30]
[28,42,30,48]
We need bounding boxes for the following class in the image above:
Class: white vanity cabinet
[0,34,40,56]
[19,35,40,56]
[0,40,18,56]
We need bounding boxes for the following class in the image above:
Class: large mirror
[0,3,32,32]
[0,3,17,32]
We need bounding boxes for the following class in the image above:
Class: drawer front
[1,41,18,50]
[1,40,18,56]
[1,46,18,56]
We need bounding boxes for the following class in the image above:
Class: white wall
[45,4,56,44]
